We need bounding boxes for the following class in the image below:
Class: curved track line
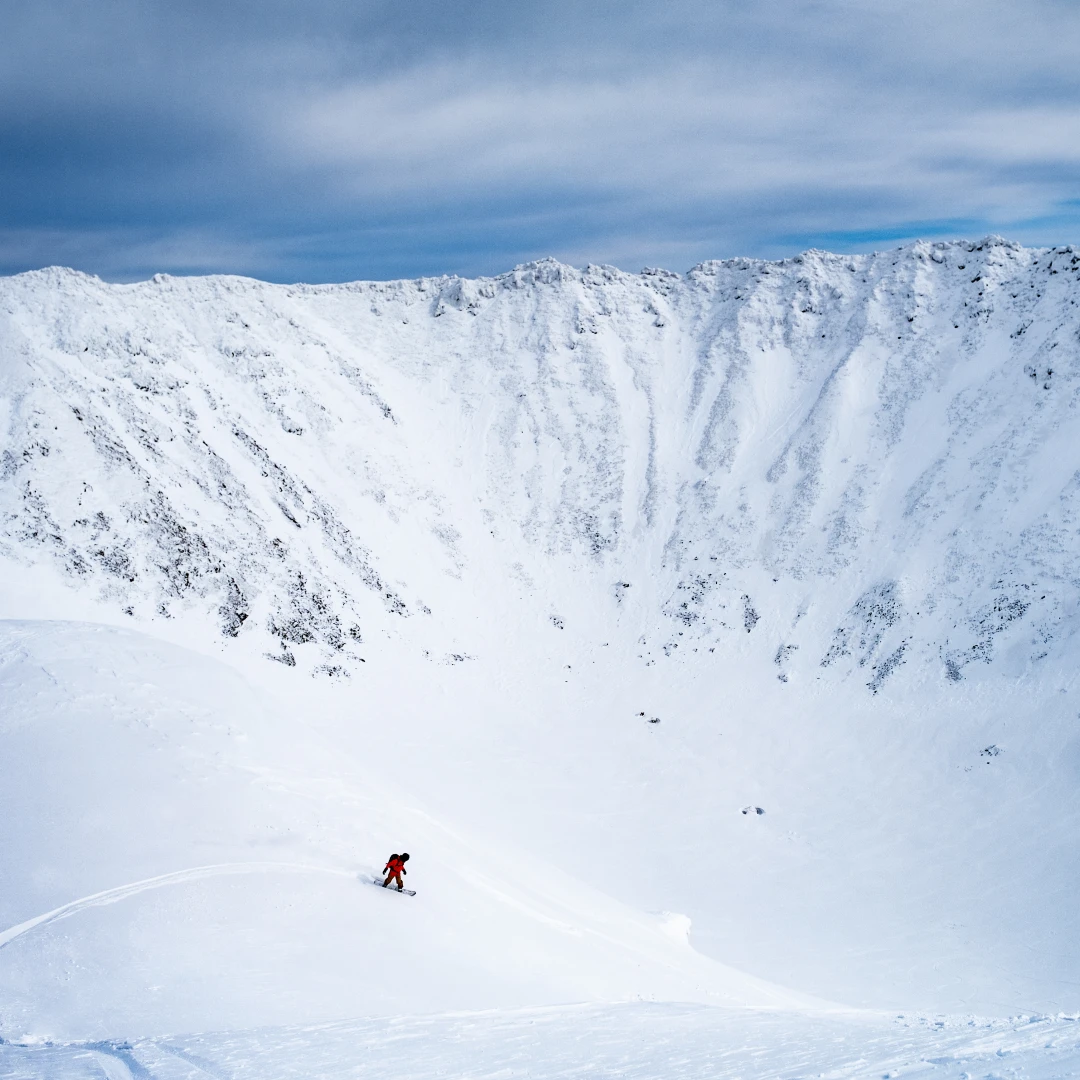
[0,861,355,950]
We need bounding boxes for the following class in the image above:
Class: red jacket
[384,857,406,875]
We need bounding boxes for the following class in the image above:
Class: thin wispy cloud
[2,0,1079,281]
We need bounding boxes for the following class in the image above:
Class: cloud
[2,0,1080,281]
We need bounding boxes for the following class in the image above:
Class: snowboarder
[382,852,410,891]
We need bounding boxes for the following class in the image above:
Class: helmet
[400,852,410,861]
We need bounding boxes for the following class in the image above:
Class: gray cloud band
[2,0,1079,280]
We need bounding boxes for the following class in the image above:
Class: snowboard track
[0,862,356,951]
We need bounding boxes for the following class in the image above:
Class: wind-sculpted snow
[8,1004,1080,1080]
[3,238,1080,688]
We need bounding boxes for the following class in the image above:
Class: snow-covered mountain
[4,237,1080,686]
[3,238,1080,1071]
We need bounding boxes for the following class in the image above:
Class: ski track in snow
[0,863,355,952]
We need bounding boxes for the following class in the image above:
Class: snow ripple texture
[4,1004,1080,1080]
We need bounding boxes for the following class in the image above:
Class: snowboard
[373,877,415,896]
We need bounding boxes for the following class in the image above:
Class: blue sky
[3,0,1080,282]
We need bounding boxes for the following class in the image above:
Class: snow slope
[8,1004,1080,1080]
[0,620,809,1042]
[6,238,1080,683]
[2,238,1080,1063]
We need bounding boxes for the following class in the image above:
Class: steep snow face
[3,238,1080,1022]
[3,238,1080,687]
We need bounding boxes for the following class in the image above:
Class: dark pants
[383,871,403,890]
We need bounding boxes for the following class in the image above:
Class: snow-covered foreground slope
[0,620,809,1043]
[2,239,1080,1070]
[9,1004,1080,1080]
